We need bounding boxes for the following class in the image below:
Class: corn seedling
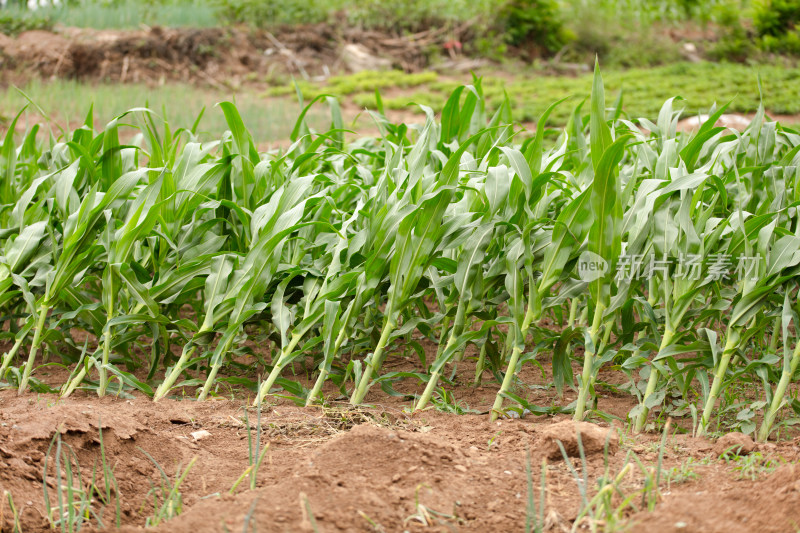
[138,449,197,527]
[300,494,321,533]
[403,484,460,528]
[722,451,783,481]
[242,392,270,491]
[427,387,478,415]
[42,433,99,532]
[93,422,121,528]
[1,490,23,533]
[665,458,703,488]
[524,451,547,533]
[359,510,387,533]
[556,430,641,532]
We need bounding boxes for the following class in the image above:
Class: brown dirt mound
[631,463,800,532]
[149,423,523,532]
[3,349,800,533]
[0,394,256,531]
[0,23,461,88]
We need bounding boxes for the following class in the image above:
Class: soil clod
[714,432,756,457]
[539,420,619,459]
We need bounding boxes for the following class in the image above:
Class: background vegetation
[1,0,799,65]
[3,0,800,141]
[270,63,800,126]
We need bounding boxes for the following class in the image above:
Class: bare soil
[2,348,800,533]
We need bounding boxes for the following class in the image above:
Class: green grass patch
[0,80,325,142]
[278,62,800,124]
[0,8,53,36]
[264,70,440,98]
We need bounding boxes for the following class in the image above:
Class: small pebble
[191,429,212,441]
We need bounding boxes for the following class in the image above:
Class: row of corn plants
[1,67,800,440]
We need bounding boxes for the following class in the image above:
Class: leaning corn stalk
[256,204,360,403]
[350,128,483,405]
[758,290,800,441]
[698,232,800,435]
[19,170,143,394]
[632,175,726,432]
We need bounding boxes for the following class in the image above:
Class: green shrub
[708,0,758,61]
[472,33,510,62]
[344,0,493,33]
[752,0,800,55]
[754,0,800,37]
[0,10,53,36]
[760,28,800,54]
[709,34,759,61]
[497,0,567,53]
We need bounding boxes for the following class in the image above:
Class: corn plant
[1,63,800,443]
